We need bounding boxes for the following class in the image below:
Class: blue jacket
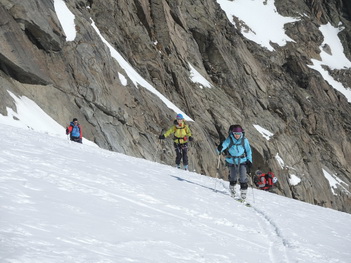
[69,122,81,137]
[219,134,252,165]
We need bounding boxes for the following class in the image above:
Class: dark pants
[174,143,188,166]
[227,163,248,189]
[70,136,82,144]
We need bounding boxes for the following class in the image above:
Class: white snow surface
[308,22,351,102]
[323,169,351,196]
[53,0,76,41]
[318,23,351,70]
[1,124,351,263]
[288,174,301,186]
[274,153,285,169]
[188,63,213,89]
[253,124,274,140]
[216,0,298,51]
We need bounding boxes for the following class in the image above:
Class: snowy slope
[1,124,350,263]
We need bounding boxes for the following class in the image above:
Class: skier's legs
[228,165,239,196]
[238,164,248,184]
[239,164,248,199]
[71,136,82,144]
[182,143,188,166]
[229,165,239,184]
[174,143,182,166]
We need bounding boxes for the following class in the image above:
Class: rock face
[0,0,350,212]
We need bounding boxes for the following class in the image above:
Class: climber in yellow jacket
[159,113,193,170]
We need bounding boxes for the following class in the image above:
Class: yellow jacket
[164,121,192,144]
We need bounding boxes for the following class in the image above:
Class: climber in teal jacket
[217,124,252,200]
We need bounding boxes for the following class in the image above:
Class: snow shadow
[169,175,228,196]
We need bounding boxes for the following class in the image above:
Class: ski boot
[229,184,236,198]
[240,189,247,201]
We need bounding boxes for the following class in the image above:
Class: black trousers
[70,136,82,144]
[174,143,188,166]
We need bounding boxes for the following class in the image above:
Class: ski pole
[158,128,165,162]
[248,172,255,203]
[187,143,192,172]
[214,154,221,192]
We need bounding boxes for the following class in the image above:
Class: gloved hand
[159,134,165,139]
[246,160,252,173]
[253,176,259,186]
[188,136,193,142]
[217,144,223,152]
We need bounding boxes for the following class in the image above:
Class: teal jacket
[219,134,252,165]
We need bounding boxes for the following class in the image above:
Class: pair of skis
[233,196,251,207]
[215,155,252,207]
[229,190,251,207]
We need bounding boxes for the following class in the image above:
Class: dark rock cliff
[0,0,350,212]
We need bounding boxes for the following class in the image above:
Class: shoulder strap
[71,124,81,133]
[228,136,234,149]
[241,133,247,156]
[228,134,247,156]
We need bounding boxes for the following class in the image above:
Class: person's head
[229,124,243,138]
[176,113,184,124]
[72,118,78,125]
